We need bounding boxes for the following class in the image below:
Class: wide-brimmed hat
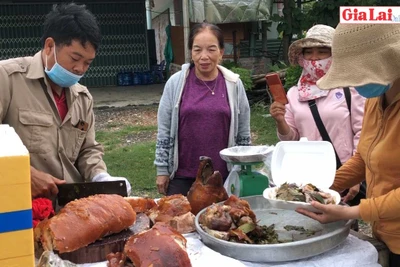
[288,24,335,66]
[317,24,400,90]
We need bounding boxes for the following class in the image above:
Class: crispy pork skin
[124,222,192,267]
[147,194,195,234]
[35,194,136,253]
[224,195,256,224]
[124,197,157,213]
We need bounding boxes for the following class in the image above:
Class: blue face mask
[45,48,83,87]
[354,83,391,98]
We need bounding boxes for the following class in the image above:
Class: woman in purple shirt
[155,23,251,196]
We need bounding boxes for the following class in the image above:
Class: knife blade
[57,181,127,206]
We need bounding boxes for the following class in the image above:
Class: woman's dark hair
[188,22,224,50]
[40,3,101,51]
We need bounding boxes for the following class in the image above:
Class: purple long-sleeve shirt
[176,68,231,179]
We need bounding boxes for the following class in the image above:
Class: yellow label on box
[0,183,32,213]
[0,155,30,186]
[0,254,34,267]
[0,229,34,260]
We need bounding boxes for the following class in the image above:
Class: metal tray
[195,195,352,263]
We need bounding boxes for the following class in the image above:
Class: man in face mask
[0,3,131,198]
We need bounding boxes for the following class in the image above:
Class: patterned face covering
[297,56,332,101]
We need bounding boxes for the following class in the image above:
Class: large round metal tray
[195,195,352,263]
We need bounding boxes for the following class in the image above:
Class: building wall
[218,22,249,59]
[0,1,148,87]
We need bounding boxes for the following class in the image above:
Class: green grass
[250,104,280,145]
[96,105,277,197]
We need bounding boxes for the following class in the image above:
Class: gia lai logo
[340,6,400,23]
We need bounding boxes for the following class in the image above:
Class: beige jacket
[0,51,107,183]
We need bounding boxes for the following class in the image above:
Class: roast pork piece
[124,196,157,213]
[124,222,192,267]
[34,194,136,253]
[187,156,229,215]
[147,194,195,234]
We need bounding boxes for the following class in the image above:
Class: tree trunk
[282,0,292,65]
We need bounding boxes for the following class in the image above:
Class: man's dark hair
[40,3,101,51]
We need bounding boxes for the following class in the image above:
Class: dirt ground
[94,105,158,130]
[93,105,373,237]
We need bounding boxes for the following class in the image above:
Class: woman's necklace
[201,79,217,95]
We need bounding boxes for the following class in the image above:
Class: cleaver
[57,181,127,206]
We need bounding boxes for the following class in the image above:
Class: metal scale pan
[195,195,352,263]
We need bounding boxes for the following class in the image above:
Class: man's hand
[156,175,169,195]
[92,173,132,196]
[30,166,66,198]
[342,184,360,204]
[296,201,360,224]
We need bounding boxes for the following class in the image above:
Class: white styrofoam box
[263,137,339,212]
[0,124,29,157]
[270,137,336,189]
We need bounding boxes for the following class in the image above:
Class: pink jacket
[278,86,365,164]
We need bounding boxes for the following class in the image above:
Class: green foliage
[220,60,252,91]
[230,67,253,91]
[270,1,309,39]
[284,65,302,90]
[221,59,239,69]
[268,60,288,72]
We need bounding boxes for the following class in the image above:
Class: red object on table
[32,198,54,227]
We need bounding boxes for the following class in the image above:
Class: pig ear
[201,162,214,182]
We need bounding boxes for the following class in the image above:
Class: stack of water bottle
[117,70,154,86]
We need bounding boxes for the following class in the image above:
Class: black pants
[341,181,367,206]
[166,177,195,196]
[390,251,400,267]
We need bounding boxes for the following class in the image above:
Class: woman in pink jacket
[269,24,366,205]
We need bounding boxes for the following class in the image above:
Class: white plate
[263,187,341,213]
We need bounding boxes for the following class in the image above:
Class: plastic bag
[36,251,77,267]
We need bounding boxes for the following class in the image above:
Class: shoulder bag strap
[343,87,351,114]
[308,99,342,169]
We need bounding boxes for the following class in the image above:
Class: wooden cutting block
[56,212,151,264]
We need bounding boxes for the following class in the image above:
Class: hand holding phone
[266,73,288,105]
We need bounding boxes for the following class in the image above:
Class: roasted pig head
[187,156,229,215]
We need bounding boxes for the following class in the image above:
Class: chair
[151,60,166,83]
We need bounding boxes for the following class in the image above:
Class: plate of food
[263,183,340,213]
[195,195,352,262]
[263,138,339,212]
